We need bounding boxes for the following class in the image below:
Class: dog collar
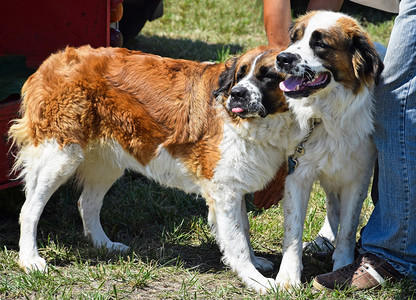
[288,118,322,175]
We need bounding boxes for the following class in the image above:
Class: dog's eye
[258,66,279,80]
[236,65,248,82]
[310,31,332,50]
[314,41,328,49]
[290,35,299,45]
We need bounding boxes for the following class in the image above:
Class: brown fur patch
[289,11,318,42]
[253,162,287,209]
[9,46,228,178]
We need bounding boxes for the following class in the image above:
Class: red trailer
[0,0,112,189]
[0,0,162,189]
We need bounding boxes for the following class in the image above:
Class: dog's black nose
[276,52,301,68]
[230,86,248,98]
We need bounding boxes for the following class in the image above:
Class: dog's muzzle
[227,85,266,118]
[275,52,331,99]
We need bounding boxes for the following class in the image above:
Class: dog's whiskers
[304,67,316,82]
[259,103,267,116]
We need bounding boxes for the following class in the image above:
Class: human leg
[361,0,416,280]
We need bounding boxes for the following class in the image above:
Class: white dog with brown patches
[9,46,291,293]
[274,11,383,288]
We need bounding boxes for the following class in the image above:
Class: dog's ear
[351,33,384,86]
[213,58,238,99]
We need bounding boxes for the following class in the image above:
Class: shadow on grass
[126,34,244,62]
[0,186,25,250]
[0,175,281,277]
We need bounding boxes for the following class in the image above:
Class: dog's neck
[225,111,292,147]
[288,86,375,140]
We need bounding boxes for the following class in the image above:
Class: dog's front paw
[275,270,301,290]
[248,277,278,294]
[19,255,47,273]
[252,256,274,272]
[107,242,129,253]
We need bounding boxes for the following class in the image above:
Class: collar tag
[288,156,298,175]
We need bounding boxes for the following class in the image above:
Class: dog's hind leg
[332,184,368,270]
[18,142,82,272]
[241,199,274,272]
[205,189,276,293]
[303,190,339,254]
[76,151,127,252]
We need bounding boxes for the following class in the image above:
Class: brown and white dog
[9,45,291,292]
[274,11,383,288]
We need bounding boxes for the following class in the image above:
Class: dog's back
[10,46,224,155]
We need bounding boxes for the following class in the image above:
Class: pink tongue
[280,73,328,92]
[232,107,244,113]
[279,76,305,92]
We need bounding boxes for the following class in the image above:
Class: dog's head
[275,11,383,99]
[214,47,288,118]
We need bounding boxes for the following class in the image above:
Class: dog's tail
[8,79,37,178]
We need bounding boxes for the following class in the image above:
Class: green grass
[1,0,415,299]
[2,176,415,299]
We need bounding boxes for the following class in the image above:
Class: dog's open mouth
[279,72,331,98]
